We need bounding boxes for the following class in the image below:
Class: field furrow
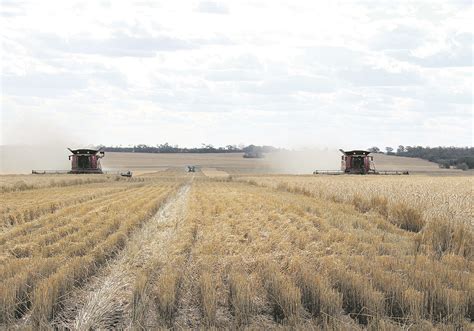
[56,183,190,329]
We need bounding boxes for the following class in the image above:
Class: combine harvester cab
[68,148,105,174]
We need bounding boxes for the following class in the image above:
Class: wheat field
[0,167,472,330]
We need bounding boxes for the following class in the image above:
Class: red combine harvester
[313,149,408,175]
[32,148,132,177]
[340,149,375,174]
[68,148,104,174]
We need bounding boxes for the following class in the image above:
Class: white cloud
[196,1,229,14]
[1,0,472,148]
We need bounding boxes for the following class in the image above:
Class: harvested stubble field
[0,174,124,193]
[0,168,472,330]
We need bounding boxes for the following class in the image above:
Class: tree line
[368,146,474,170]
[98,143,281,154]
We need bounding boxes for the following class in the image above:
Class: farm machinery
[68,148,105,174]
[313,149,409,175]
[32,148,133,177]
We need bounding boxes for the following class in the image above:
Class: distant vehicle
[120,170,133,177]
[243,151,264,158]
[187,165,196,172]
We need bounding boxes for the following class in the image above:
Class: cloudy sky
[1,0,472,149]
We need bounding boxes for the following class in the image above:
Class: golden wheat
[167,179,472,329]
[0,179,179,326]
[1,171,472,330]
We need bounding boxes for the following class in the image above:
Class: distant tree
[368,146,380,153]
[456,156,474,169]
[438,160,451,169]
[388,146,474,169]
[457,163,469,171]
[102,144,283,154]
[385,147,394,155]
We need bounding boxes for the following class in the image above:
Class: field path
[58,183,190,330]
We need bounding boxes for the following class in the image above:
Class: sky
[1,0,472,149]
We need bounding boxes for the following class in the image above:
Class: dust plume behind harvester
[313,149,409,175]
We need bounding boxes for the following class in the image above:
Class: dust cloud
[265,148,341,174]
[0,145,73,174]
[1,113,342,175]
[0,118,83,174]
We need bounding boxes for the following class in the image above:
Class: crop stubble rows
[0,176,182,327]
[1,173,472,329]
[155,179,472,329]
